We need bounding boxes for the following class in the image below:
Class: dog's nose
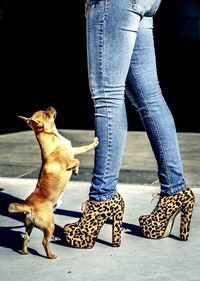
[47,106,57,118]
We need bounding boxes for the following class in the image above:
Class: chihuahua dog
[8,106,99,259]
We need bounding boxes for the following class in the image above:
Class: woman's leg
[86,0,141,201]
[125,26,195,240]
[125,26,185,195]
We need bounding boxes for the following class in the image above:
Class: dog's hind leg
[22,214,34,255]
[42,220,57,259]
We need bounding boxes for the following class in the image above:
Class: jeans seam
[99,0,116,195]
[98,0,110,190]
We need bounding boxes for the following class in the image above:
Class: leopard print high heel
[139,187,195,240]
[64,192,125,248]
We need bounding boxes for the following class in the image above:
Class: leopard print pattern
[64,192,125,249]
[139,187,195,240]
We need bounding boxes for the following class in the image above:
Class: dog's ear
[18,115,44,131]
[18,116,29,123]
[29,119,44,129]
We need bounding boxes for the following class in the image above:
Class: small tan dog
[8,106,99,259]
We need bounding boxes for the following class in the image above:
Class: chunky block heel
[180,198,195,240]
[64,192,125,249]
[139,187,195,240]
[112,209,124,247]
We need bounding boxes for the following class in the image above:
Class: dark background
[0,0,199,133]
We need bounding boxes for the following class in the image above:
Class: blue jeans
[86,0,186,201]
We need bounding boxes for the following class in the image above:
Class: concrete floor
[0,130,200,281]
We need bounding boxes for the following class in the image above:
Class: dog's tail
[8,203,31,214]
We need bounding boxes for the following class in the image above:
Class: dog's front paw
[93,137,99,147]
[72,165,79,175]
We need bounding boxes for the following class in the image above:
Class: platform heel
[64,192,125,248]
[139,187,195,240]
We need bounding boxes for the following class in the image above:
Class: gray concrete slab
[0,130,200,187]
[0,178,200,281]
[0,130,200,281]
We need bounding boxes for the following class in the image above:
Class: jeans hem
[89,191,117,202]
[161,181,187,196]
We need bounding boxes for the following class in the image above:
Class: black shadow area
[0,188,143,254]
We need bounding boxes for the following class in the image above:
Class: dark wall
[0,0,199,132]
[152,0,199,133]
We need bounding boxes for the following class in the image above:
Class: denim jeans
[86,0,186,201]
